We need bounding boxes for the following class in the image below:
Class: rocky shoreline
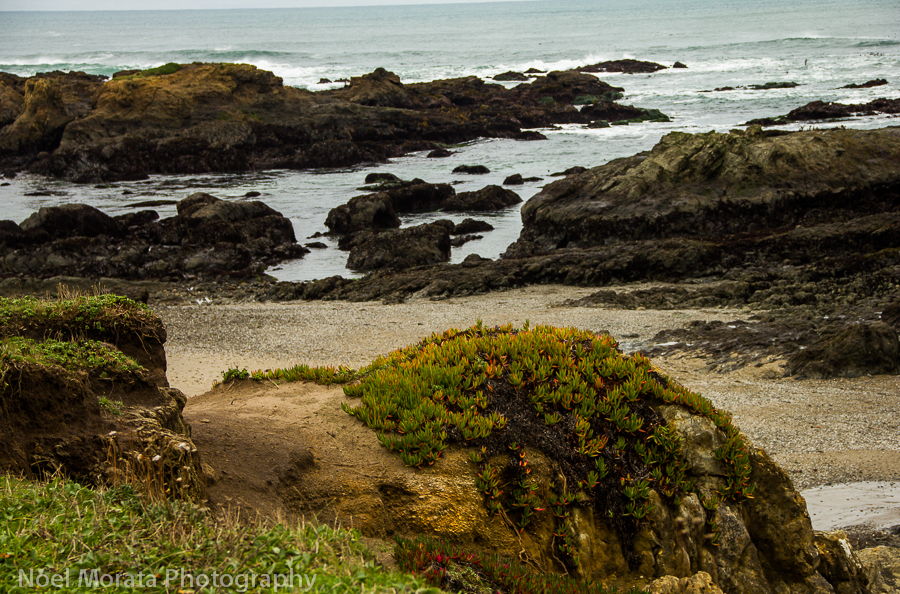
[0,63,668,183]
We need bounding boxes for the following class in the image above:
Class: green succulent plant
[343,322,753,565]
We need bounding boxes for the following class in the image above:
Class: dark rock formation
[427,148,452,158]
[345,222,451,271]
[442,185,522,211]
[502,173,547,185]
[746,98,900,126]
[551,166,587,176]
[453,164,490,174]
[0,64,670,181]
[785,322,900,379]
[382,179,456,212]
[364,172,400,184]
[0,193,307,280]
[577,59,667,74]
[326,179,457,235]
[513,70,626,107]
[19,203,123,240]
[453,218,494,234]
[673,62,688,69]
[840,78,887,89]
[324,193,399,234]
[707,82,799,92]
[581,101,670,124]
[492,71,529,81]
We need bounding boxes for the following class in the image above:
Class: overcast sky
[2,0,524,10]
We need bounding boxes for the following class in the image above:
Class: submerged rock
[840,78,888,89]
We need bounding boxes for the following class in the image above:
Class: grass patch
[219,363,357,386]
[139,62,182,77]
[0,337,143,377]
[341,322,751,565]
[0,475,436,594]
[98,396,125,416]
[0,291,162,343]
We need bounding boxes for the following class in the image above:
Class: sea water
[1,0,898,280]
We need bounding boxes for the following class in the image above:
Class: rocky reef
[746,98,900,126]
[0,63,668,182]
[0,192,307,280]
[270,127,900,307]
[0,292,204,501]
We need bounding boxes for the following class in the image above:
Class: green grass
[0,293,161,342]
[220,363,357,386]
[0,337,143,377]
[0,475,438,594]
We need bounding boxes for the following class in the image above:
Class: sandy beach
[156,285,900,528]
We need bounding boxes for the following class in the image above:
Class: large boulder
[442,185,522,211]
[508,127,900,256]
[345,222,451,271]
[187,324,864,593]
[380,179,456,212]
[325,193,400,234]
[19,203,122,240]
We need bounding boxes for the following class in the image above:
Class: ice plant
[343,322,754,565]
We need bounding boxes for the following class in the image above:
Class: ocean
[1,0,898,281]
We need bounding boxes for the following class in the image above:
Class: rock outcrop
[344,221,451,271]
[0,63,667,182]
[0,193,308,280]
[577,59,669,74]
[187,325,873,593]
[506,126,900,257]
[0,293,204,502]
[746,98,900,126]
[785,322,900,379]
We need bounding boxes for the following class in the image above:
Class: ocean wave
[207,49,301,61]
[853,39,900,48]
